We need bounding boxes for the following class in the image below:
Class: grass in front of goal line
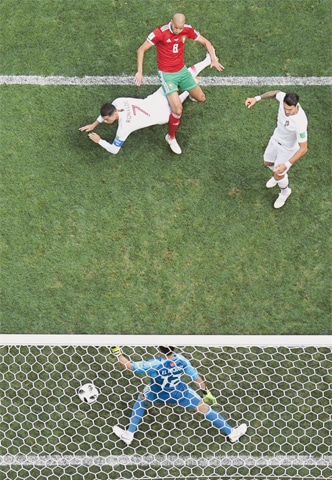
[0,85,331,334]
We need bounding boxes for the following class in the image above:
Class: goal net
[1,335,331,480]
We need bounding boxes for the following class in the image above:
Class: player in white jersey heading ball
[111,346,247,446]
[79,55,212,155]
[245,91,308,208]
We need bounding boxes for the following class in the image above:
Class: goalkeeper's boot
[228,423,247,443]
[165,134,182,154]
[113,426,134,446]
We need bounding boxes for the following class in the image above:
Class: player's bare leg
[165,56,211,154]
[187,85,206,102]
[179,55,212,103]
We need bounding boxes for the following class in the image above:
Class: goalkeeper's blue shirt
[132,353,199,393]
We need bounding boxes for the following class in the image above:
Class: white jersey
[98,88,171,154]
[272,91,308,148]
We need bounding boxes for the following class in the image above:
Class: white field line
[0,75,331,86]
[2,334,332,347]
[1,454,331,468]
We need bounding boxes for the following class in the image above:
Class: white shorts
[264,137,299,168]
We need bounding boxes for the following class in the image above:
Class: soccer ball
[77,383,99,404]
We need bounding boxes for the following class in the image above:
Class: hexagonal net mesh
[1,339,331,480]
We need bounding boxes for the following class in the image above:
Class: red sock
[168,112,181,139]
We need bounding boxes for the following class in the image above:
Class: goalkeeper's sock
[205,407,232,436]
[128,397,147,434]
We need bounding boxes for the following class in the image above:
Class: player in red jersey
[135,13,224,154]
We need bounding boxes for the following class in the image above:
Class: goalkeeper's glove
[111,346,122,357]
[201,389,216,405]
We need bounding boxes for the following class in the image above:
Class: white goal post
[1,335,331,480]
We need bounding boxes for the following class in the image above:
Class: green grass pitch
[0,0,331,334]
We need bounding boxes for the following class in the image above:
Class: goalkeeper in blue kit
[111,346,247,446]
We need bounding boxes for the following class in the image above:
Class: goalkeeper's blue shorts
[143,383,201,409]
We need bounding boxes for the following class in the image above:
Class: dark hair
[100,103,117,117]
[284,93,299,106]
[159,346,175,355]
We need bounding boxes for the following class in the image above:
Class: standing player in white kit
[245,91,308,208]
[79,55,212,155]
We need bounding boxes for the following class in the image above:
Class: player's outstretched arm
[193,375,217,404]
[86,133,122,155]
[196,36,224,71]
[245,97,259,109]
[135,40,153,86]
[201,389,216,404]
[79,120,100,132]
[245,90,280,108]
[111,346,133,370]
[88,132,101,144]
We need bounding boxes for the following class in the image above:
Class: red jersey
[147,22,200,72]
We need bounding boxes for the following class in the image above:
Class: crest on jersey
[164,361,176,369]
[181,36,186,43]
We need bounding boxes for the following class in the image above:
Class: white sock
[277,174,289,192]
[189,56,211,77]
[179,91,190,102]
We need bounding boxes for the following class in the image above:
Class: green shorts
[158,66,198,96]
